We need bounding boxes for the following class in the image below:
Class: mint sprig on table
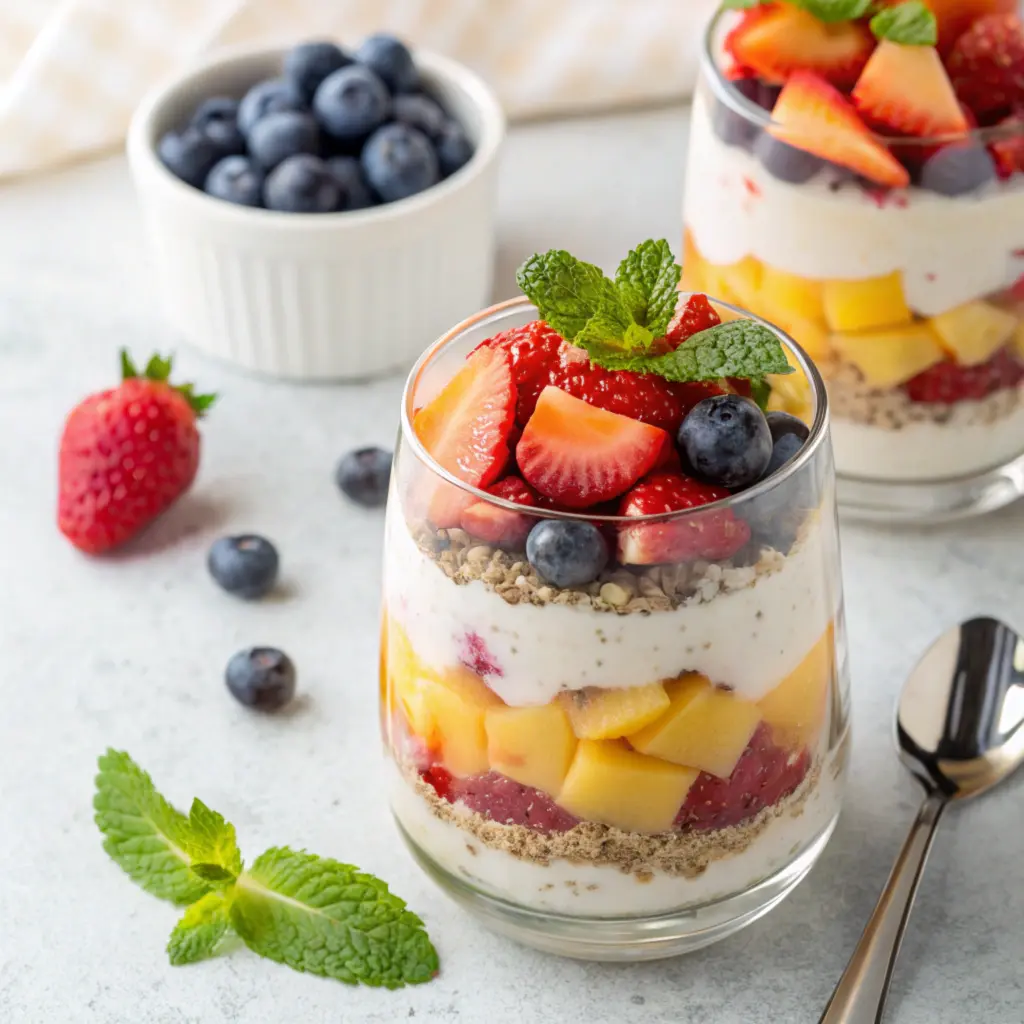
[515,239,793,386]
[94,749,438,988]
[720,0,937,45]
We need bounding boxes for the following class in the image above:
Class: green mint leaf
[721,0,764,7]
[182,798,242,882]
[167,891,230,966]
[870,1,938,44]
[796,0,873,23]
[229,847,439,989]
[652,321,794,382]
[749,376,773,412]
[93,749,211,906]
[614,239,682,336]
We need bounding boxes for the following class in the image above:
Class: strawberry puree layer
[683,93,1024,317]
[384,499,840,707]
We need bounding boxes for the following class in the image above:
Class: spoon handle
[819,790,946,1024]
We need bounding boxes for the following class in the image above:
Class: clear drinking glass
[380,296,850,961]
[683,6,1024,522]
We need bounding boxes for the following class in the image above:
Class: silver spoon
[820,616,1024,1024]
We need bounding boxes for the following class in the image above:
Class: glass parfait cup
[380,296,850,961]
[683,6,1024,522]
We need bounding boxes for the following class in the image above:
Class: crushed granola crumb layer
[826,359,1024,430]
[405,763,820,879]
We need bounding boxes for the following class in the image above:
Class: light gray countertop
[2,105,1023,1024]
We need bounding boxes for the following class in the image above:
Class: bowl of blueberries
[128,34,505,381]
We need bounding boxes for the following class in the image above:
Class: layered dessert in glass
[381,240,850,959]
[684,1,1024,520]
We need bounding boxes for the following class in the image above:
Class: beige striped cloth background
[0,0,717,181]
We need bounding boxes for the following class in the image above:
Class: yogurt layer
[390,757,843,917]
[385,502,838,706]
[684,94,1024,317]
[832,395,1024,480]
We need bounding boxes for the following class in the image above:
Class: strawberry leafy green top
[515,240,794,384]
[120,349,217,417]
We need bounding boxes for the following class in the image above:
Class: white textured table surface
[2,106,1024,1024]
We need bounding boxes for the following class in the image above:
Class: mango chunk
[758,624,835,750]
[778,313,831,362]
[560,683,670,740]
[760,265,825,324]
[421,667,503,777]
[629,674,761,779]
[681,229,709,292]
[557,740,698,833]
[767,358,814,424]
[714,256,765,313]
[486,703,577,796]
[823,272,911,333]
[930,301,1018,366]
[383,618,438,741]
[831,323,945,388]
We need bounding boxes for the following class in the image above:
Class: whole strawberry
[58,351,216,554]
[948,13,1024,122]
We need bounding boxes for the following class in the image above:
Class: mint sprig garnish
[796,0,873,22]
[870,1,937,45]
[516,240,793,383]
[94,750,439,988]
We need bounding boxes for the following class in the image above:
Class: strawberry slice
[725,4,874,90]
[663,293,722,349]
[516,386,669,508]
[412,346,516,526]
[475,320,565,425]
[617,471,751,565]
[769,72,911,189]
[460,476,539,547]
[853,41,969,138]
[991,112,1024,177]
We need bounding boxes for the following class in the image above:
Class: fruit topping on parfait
[381,240,847,920]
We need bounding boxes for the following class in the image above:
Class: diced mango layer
[778,313,831,362]
[758,624,835,750]
[823,273,911,333]
[557,741,698,833]
[681,229,709,293]
[930,301,1018,366]
[629,674,761,779]
[486,703,577,796]
[384,618,439,741]
[421,667,503,777]
[760,266,825,324]
[560,683,670,740]
[831,323,945,388]
[767,354,814,424]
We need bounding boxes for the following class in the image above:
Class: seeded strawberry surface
[948,13,1024,122]
[477,320,564,424]
[903,347,1024,403]
[663,293,722,349]
[460,475,539,547]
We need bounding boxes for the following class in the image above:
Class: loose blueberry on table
[225,647,297,711]
[335,446,393,507]
[157,34,475,212]
[207,535,280,599]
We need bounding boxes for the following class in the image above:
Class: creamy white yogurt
[385,502,838,706]
[683,94,1024,317]
[831,395,1024,481]
[390,758,843,917]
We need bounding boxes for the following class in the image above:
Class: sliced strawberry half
[617,471,751,565]
[991,112,1024,177]
[662,293,722,349]
[475,319,565,425]
[852,41,968,138]
[459,475,539,548]
[412,346,516,526]
[769,71,911,188]
[516,386,670,508]
[725,4,874,90]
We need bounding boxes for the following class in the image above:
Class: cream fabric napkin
[0,0,717,181]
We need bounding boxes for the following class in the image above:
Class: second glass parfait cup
[684,5,1024,522]
[380,294,850,961]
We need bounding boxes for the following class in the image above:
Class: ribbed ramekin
[127,46,505,381]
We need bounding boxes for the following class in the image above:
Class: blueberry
[284,40,352,102]
[207,534,279,598]
[754,133,826,184]
[764,432,805,477]
[204,155,264,207]
[712,78,761,149]
[392,92,448,140]
[190,96,245,156]
[526,520,609,589]
[754,82,782,111]
[679,395,773,490]
[237,78,305,136]
[919,142,996,196]
[324,156,377,210]
[435,120,473,176]
[313,65,391,144]
[157,127,222,187]
[765,410,810,444]
[355,33,418,93]
[248,110,319,168]
[263,154,340,212]
[335,446,392,506]
[361,123,439,202]
[225,647,296,711]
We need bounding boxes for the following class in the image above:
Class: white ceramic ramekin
[127,46,505,381]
